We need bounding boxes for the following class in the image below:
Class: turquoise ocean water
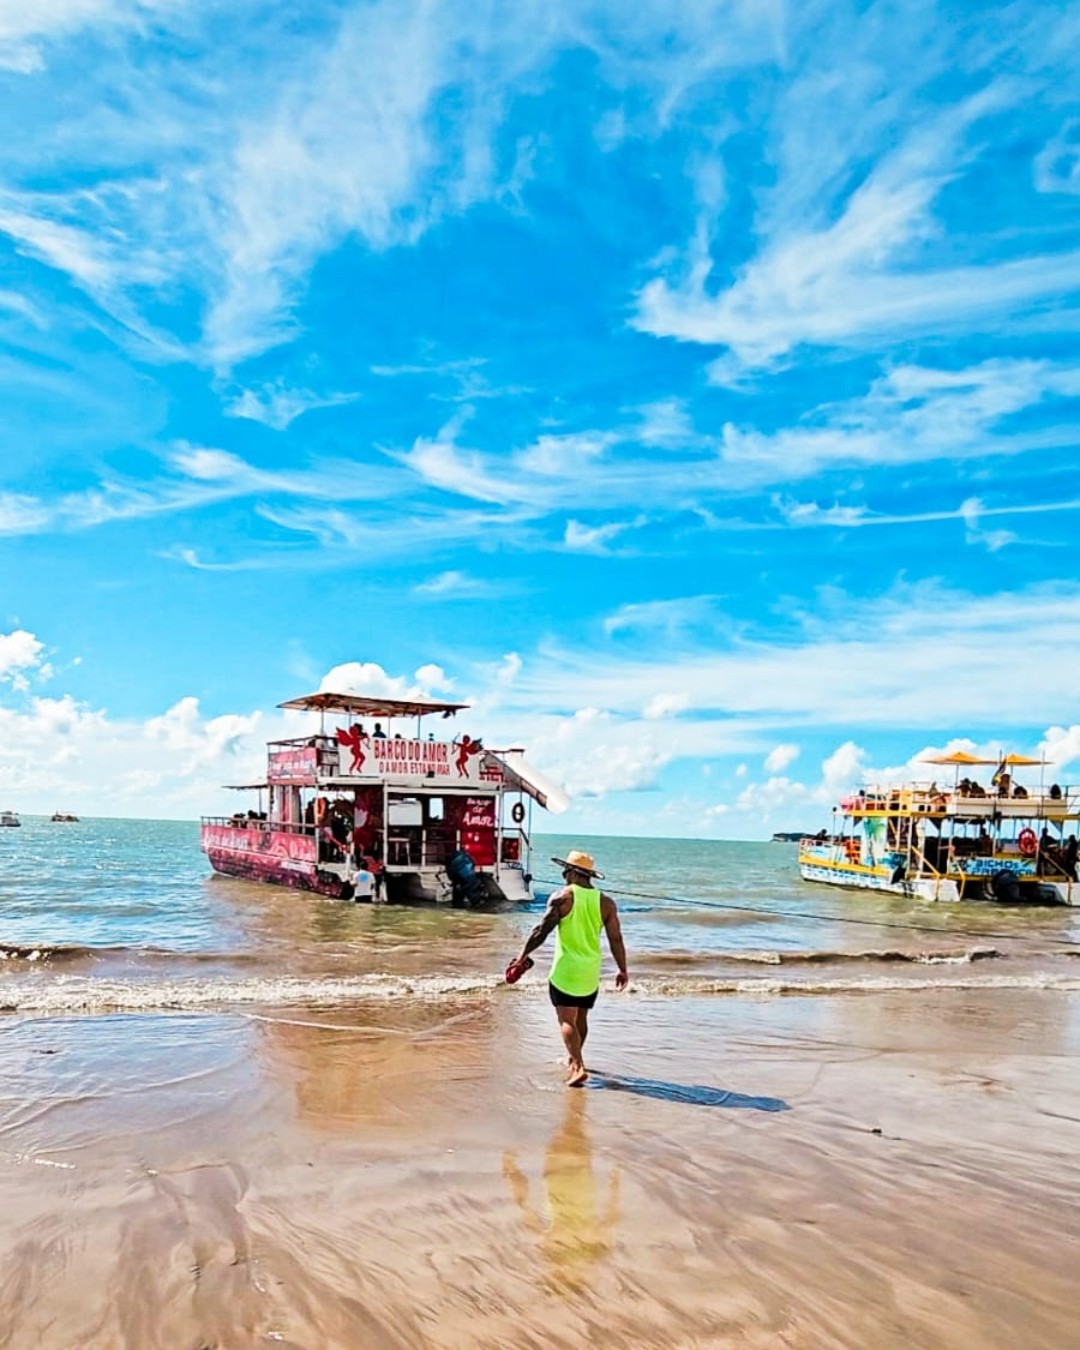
[2,817,1079,1014]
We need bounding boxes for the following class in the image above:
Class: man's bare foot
[567,1064,589,1087]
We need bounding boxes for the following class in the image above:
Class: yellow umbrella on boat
[921,751,996,765]
[921,750,997,794]
[999,754,1046,766]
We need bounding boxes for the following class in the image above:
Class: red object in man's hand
[505,956,534,984]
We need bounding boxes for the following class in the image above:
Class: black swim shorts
[549,982,598,1010]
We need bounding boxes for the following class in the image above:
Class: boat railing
[204,814,315,836]
[845,784,1080,816]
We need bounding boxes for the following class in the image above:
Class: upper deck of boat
[840,782,1079,820]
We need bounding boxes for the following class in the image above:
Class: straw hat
[551,849,604,879]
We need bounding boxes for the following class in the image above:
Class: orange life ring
[1017,828,1037,857]
[510,801,526,825]
[314,797,328,827]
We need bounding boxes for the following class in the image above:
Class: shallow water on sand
[2,819,1080,1346]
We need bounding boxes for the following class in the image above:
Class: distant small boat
[0,810,21,828]
[50,812,79,823]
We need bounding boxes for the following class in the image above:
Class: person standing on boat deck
[510,850,628,1087]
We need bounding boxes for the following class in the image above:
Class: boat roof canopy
[492,750,570,815]
[278,692,469,719]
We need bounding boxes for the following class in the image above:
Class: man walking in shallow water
[510,850,628,1086]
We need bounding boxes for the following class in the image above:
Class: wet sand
[1,985,1078,1349]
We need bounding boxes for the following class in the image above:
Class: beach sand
[1,983,1078,1349]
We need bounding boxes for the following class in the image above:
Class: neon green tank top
[550,885,603,997]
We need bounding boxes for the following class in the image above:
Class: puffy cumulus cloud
[414,663,452,692]
[539,707,672,798]
[0,628,50,690]
[143,696,262,770]
[0,695,106,749]
[726,741,870,825]
[0,687,268,816]
[1039,725,1080,770]
[735,774,814,817]
[317,661,450,704]
[821,740,867,792]
[764,742,799,773]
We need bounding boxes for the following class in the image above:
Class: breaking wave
[0,943,129,967]
[1,969,1079,1015]
[0,943,260,968]
[640,946,1003,967]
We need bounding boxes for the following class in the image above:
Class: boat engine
[446,849,508,909]
[987,869,1021,904]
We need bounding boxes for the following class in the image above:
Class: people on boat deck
[1012,784,1028,799]
[508,849,628,1087]
[957,778,987,797]
[1065,836,1079,881]
[1049,783,1063,801]
[994,771,1012,797]
[372,723,387,739]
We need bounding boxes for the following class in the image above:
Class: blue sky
[1,0,1080,836]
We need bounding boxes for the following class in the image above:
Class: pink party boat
[200,690,567,906]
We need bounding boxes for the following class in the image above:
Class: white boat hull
[799,858,1076,905]
[799,860,962,902]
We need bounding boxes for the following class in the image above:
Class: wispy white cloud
[642,691,690,720]
[0,201,114,287]
[719,357,1080,484]
[414,569,505,598]
[0,289,44,325]
[516,431,617,477]
[0,0,177,73]
[1034,119,1080,196]
[504,580,1080,732]
[634,6,1080,372]
[224,382,358,430]
[563,516,644,554]
[777,493,1080,534]
[958,497,1016,552]
[632,398,698,449]
[604,595,720,637]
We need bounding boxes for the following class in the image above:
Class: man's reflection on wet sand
[504,1091,620,1295]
